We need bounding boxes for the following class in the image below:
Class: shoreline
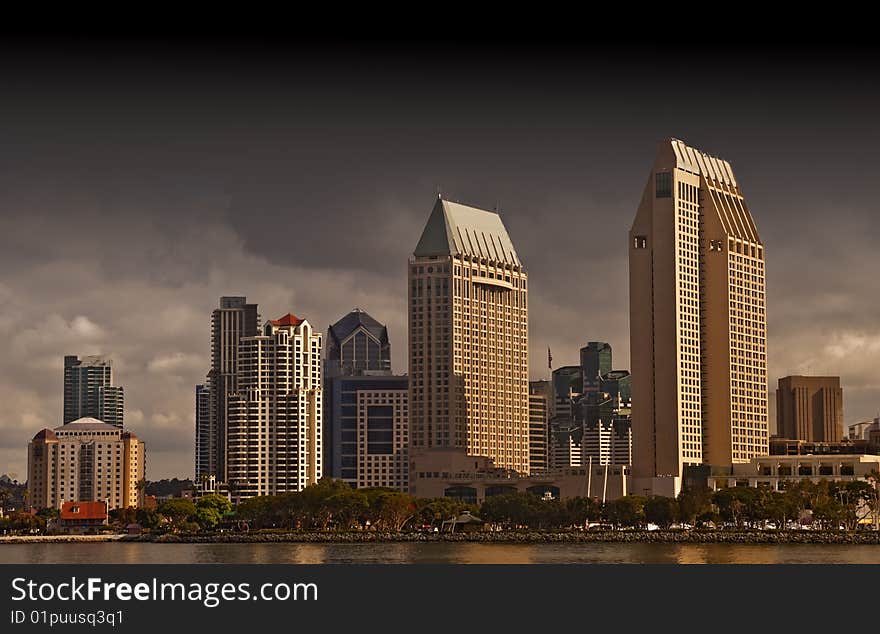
[4,531,880,545]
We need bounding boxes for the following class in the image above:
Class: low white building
[708,453,880,491]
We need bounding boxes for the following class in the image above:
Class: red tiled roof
[270,313,303,327]
[60,501,107,521]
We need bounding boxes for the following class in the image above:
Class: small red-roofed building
[58,501,108,534]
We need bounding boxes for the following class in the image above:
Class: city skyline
[2,43,879,480]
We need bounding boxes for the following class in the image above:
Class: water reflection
[3,542,880,564]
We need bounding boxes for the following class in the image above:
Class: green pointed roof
[414,197,522,266]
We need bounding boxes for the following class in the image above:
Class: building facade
[355,387,409,490]
[580,342,612,393]
[27,417,145,511]
[528,380,551,474]
[225,313,322,502]
[776,375,843,442]
[194,384,211,480]
[707,453,880,492]
[629,139,768,496]
[63,355,124,427]
[201,296,260,481]
[849,418,879,441]
[96,386,124,428]
[414,463,630,505]
[409,197,530,487]
[550,419,583,469]
[325,374,409,489]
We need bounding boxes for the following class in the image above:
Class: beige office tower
[409,197,529,485]
[629,139,768,496]
[226,314,322,502]
[776,376,843,442]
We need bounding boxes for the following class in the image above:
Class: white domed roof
[55,417,120,432]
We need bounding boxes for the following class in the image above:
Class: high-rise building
[552,365,583,421]
[96,386,124,428]
[528,381,551,473]
[629,139,768,496]
[582,365,633,467]
[194,384,211,480]
[580,342,612,393]
[63,355,124,428]
[225,313,322,502]
[776,376,843,442]
[323,309,409,490]
[27,417,145,511]
[203,296,260,481]
[325,308,391,377]
[409,197,530,484]
[548,366,584,470]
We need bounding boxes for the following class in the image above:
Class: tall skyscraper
[194,384,211,480]
[409,197,529,482]
[28,417,145,511]
[324,309,409,490]
[776,376,843,442]
[202,296,260,481]
[629,139,768,495]
[225,313,322,501]
[63,355,124,427]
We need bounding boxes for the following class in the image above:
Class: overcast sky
[1,41,878,480]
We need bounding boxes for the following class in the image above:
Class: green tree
[480,492,542,529]
[644,496,677,528]
[109,507,138,527]
[603,496,646,529]
[194,506,222,530]
[566,497,601,527]
[235,496,276,529]
[365,490,416,531]
[677,486,713,527]
[197,494,232,516]
[764,491,798,529]
[158,498,196,530]
[324,489,368,530]
[136,508,160,529]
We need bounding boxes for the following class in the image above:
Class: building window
[633,236,647,249]
[655,172,672,198]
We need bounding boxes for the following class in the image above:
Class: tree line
[154,476,880,533]
[5,475,880,534]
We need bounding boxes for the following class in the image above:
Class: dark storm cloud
[1,41,878,478]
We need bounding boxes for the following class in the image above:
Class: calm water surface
[2,542,879,564]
